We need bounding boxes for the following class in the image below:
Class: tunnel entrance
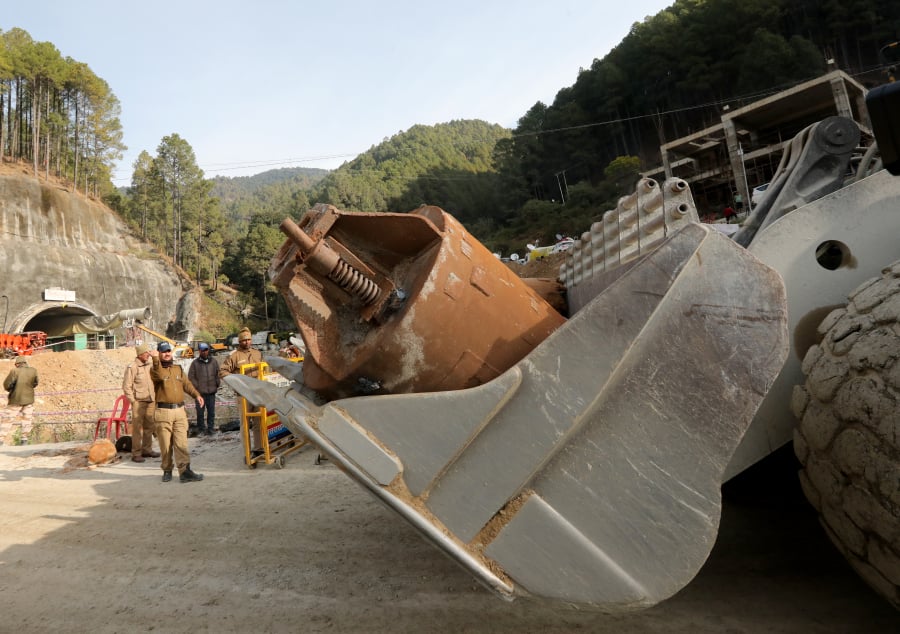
[6,303,152,354]
[2,302,105,356]
[10,302,99,337]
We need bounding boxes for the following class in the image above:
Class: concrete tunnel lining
[10,302,98,336]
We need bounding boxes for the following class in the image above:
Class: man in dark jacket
[188,342,220,435]
[2,356,39,444]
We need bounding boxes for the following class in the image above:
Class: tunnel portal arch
[9,302,100,336]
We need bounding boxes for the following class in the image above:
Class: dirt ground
[0,438,896,634]
[0,350,896,633]
[0,348,241,442]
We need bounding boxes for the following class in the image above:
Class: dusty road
[0,436,894,633]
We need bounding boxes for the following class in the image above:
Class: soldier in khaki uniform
[219,327,262,378]
[150,342,204,483]
[2,356,39,444]
[122,344,160,462]
[220,328,264,451]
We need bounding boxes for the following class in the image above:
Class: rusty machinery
[270,204,566,401]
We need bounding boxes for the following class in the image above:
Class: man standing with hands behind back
[122,344,160,462]
[151,342,204,483]
[188,342,220,436]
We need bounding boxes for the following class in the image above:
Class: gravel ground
[0,348,242,442]
[0,436,895,633]
[0,348,895,632]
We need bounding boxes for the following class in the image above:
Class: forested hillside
[211,167,327,233]
[5,0,899,321]
[312,120,510,220]
[0,27,125,197]
[491,0,900,239]
[211,167,328,206]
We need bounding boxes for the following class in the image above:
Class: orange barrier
[0,331,47,356]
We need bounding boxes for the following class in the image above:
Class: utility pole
[555,170,569,205]
[262,271,270,329]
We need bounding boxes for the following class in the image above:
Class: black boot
[162,471,172,482]
[179,465,204,483]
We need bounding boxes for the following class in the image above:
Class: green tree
[0,28,125,194]
[603,155,641,189]
[737,29,824,93]
[82,78,125,197]
[0,30,12,163]
[154,133,207,268]
[221,216,286,322]
[126,150,158,239]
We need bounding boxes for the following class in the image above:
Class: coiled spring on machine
[329,258,381,305]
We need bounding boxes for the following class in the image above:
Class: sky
[3,1,674,185]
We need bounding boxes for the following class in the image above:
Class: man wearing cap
[188,342,220,436]
[122,344,160,462]
[1,356,39,444]
[219,327,262,379]
[220,327,264,451]
[150,342,204,483]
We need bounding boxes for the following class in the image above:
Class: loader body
[226,181,790,610]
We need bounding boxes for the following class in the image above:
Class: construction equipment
[0,331,46,357]
[130,322,194,358]
[224,84,900,610]
[236,360,309,469]
[191,340,227,354]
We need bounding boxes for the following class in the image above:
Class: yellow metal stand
[239,360,308,469]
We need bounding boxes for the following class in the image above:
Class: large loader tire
[792,260,900,608]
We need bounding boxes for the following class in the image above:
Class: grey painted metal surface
[733,116,860,247]
[726,168,900,478]
[559,176,699,308]
[557,126,900,481]
[226,224,788,610]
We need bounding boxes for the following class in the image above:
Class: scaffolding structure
[238,360,308,468]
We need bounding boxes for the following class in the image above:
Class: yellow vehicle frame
[238,360,308,468]
[134,323,194,358]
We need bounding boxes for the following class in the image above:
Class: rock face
[0,174,199,340]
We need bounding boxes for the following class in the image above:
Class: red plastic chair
[95,395,131,441]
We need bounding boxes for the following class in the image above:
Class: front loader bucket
[226,223,788,611]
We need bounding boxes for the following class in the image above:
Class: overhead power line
[114,68,878,185]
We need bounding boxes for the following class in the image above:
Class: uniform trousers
[154,406,190,474]
[131,400,157,457]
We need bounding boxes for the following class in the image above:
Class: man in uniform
[219,327,262,378]
[220,327,264,451]
[122,344,160,462]
[2,356,39,444]
[150,342,204,483]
